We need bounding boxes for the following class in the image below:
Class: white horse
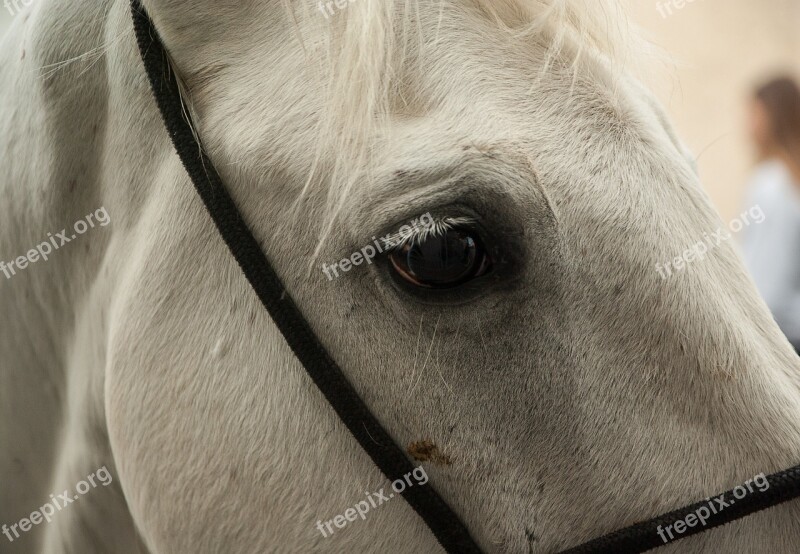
[2,0,800,552]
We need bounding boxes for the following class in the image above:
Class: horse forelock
[284,0,645,248]
[147,0,646,256]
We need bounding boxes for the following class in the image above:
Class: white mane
[166,0,643,249]
[299,0,641,241]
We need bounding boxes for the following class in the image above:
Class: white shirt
[741,160,800,346]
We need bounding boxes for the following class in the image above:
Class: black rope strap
[130,2,800,553]
[562,463,800,553]
[130,2,481,552]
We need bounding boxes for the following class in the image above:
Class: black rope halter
[130,3,800,551]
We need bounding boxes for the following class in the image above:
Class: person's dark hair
[755,76,800,169]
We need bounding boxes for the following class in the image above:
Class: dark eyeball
[388,228,492,289]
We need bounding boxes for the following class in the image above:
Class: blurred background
[1,1,799,220]
[631,0,800,222]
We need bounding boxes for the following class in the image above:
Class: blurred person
[740,76,800,350]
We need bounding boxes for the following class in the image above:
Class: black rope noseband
[130,2,481,553]
[561,463,800,553]
[130,2,800,552]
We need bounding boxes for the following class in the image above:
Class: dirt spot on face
[407,440,452,466]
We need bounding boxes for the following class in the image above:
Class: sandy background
[631,0,800,221]
[1,1,799,221]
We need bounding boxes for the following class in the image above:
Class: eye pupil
[389,228,491,289]
[407,231,476,284]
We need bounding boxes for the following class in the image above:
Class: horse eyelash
[382,216,475,251]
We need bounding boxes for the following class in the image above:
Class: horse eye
[388,228,492,289]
